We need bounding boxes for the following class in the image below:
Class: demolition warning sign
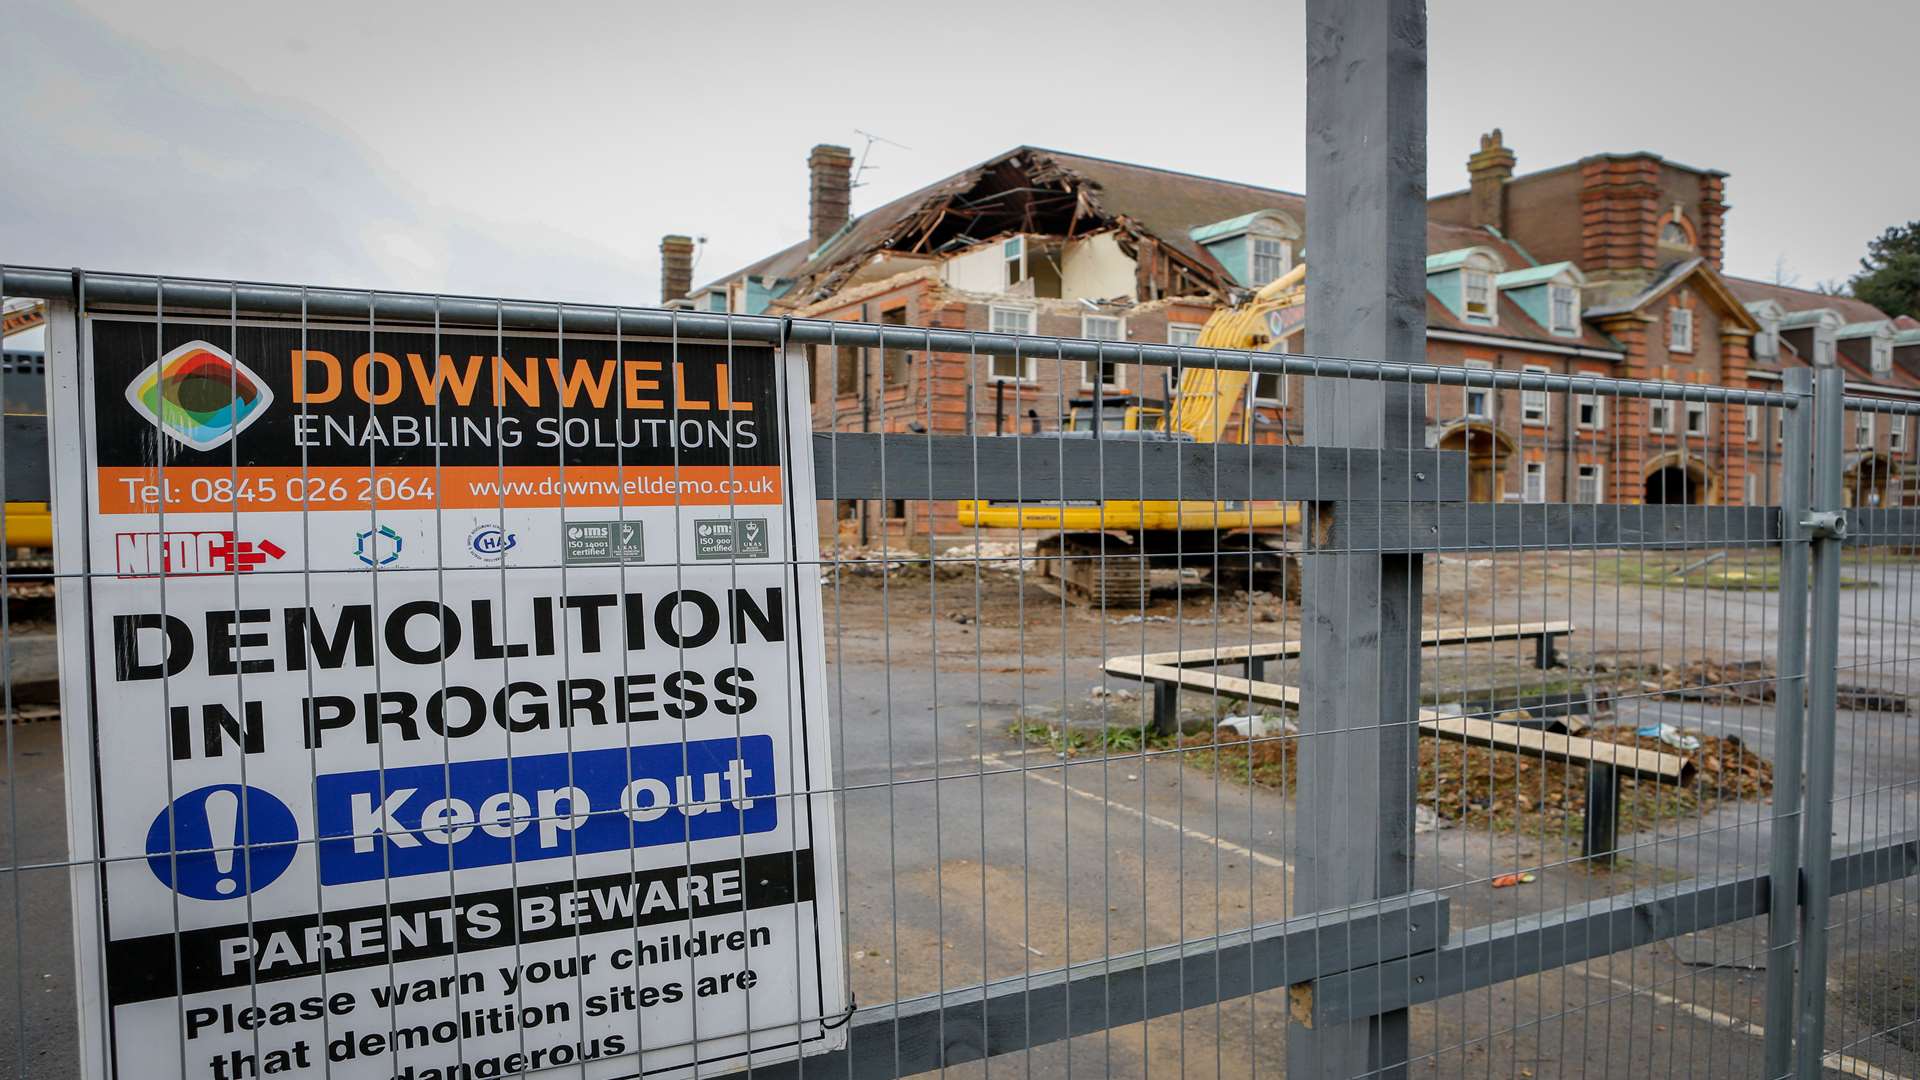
[48,311,846,1079]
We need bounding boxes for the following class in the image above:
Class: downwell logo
[125,340,273,451]
[115,531,287,578]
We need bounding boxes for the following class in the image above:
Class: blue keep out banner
[314,735,778,884]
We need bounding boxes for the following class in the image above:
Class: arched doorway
[1434,421,1517,503]
[1642,453,1715,505]
[1844,452,1897,507]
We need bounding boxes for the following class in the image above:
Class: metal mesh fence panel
[0,268,1912,1080]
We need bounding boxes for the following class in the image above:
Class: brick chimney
[1467,129,1517,231]
[808,144,854,253]
[659,234,694,304]
[1697,173,1727,270]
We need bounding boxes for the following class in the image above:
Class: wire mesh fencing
[0,269,1913,1079]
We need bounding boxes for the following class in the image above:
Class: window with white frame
[1873,338,1894,376]
[1745,473,1764,506]
[1754,322,1779,362]
[1003,236,1025,289]
[1167,323,1203,347]
[1251,237,1291,286]
[1464,269,1495,319]
[1856,412,1875,449]
[1744,404,1761,442]
[1669,306,1694,354]
[1463,359,1493,419]
[1080,315,1126,389]
[1550,285,1580,334]
[1576,465,1603,504]
[1891,415,1908,453]
[1575,380,1605,429]
[1523,461,1547,503]
[1684,399,1709,437]
[1252,339,1288,404]
[1520,365,1550,425]
[988,306,1035,381]
[1648,401,1674,433]
[1815,336,1836,366]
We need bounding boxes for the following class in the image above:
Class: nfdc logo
[114,531,287,578]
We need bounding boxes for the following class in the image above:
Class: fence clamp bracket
[1801,511,1847,540]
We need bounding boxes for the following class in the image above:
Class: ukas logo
[125,339,273,451]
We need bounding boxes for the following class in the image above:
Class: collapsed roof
[704,146,1309,309]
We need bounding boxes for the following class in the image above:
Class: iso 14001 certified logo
[564,520,645,566]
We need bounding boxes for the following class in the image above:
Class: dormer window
[1661,222,1690,247]
[1550,285,1579,333]
[1873,338,1893,376]
[1754,323,1779,362]
[1494,260,1583,337]
[1189,210,1300,290]
[1430,246,1506,326]
[1464,269,1494,318]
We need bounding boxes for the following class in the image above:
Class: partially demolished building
[673,137,1920,544]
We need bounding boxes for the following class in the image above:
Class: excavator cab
[1061,396,1168,434]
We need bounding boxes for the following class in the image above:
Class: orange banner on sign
[95,465,785,514]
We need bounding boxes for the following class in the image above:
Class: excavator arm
[1167,262,1305,443]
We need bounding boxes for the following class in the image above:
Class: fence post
[1794,365,1846,1078]
[1763,367,1813,1078]
[1291,1,1427,1077]
[1580,764,1622,864]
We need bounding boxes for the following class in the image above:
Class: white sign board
[48,307,846,1079]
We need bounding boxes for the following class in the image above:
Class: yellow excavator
[4,299,53,567]
[957,263,1307,605]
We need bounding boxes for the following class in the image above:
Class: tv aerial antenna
[851,129,912,189]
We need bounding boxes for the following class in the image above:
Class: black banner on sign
[88,319,781,471]
[105,850,813,1006]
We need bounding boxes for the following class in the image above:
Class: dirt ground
[2,548,1915,1078]
[805,547,1920,1078]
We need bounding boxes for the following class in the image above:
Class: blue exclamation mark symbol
[146,784,300,900]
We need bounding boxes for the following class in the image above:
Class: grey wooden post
[1290,2,1427,1077]
[1581,764,1622,864]
[1533,631,1560,670]
[1152,678,1180,738]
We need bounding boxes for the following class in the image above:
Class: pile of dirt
[1646,658,1777,704]
[1166,720,1773,835]
[1636,657,1910,712]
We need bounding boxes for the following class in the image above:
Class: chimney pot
[1467,129,1517,232]
[808,144,855,254]
[660,234,695,305]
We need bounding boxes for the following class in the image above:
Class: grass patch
[1599,553,1867,590]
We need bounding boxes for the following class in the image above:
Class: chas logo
[467,525,517,561]
[115,531,286,578]
[125,340,273,452]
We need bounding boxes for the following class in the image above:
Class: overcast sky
[4,0,1914,311]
